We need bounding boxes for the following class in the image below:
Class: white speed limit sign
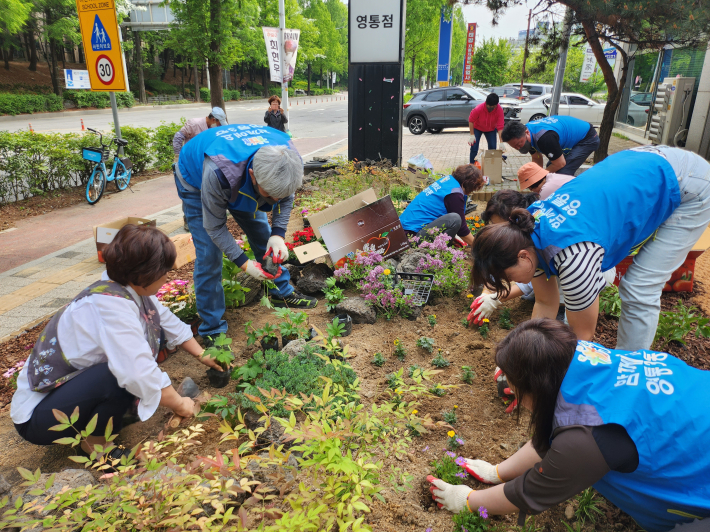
[95,54,115,85]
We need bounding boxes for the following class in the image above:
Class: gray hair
[252,145,303,198]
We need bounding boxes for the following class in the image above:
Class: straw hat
[517,162,549,190]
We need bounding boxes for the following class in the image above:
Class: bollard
[81,119,85,131]
[29,123,34,133]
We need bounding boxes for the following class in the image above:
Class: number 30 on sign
[96,55,115,85]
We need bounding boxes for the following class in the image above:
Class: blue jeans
[469,129,497,164]
[173,171,293,337]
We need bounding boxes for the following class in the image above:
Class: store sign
[462,23,477,83]
[436,6,453,86]
[64,69,91,89]
[349,0,402,63]
[262,27,300,83]
[580,45,617,82]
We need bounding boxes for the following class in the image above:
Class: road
[0,96,348,158]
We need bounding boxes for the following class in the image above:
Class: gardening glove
[468,134,476,146]
[242,259,280,281]
[427,475,474,513]
[265,235,289,264]
[468,293,502,326]
[461,460,503,485]
[494,367,518,414]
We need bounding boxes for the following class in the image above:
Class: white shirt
[11,273,193,424]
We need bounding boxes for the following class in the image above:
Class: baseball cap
[210,106,228,125]
[517,162,549,190]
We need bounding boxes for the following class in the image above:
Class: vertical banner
[262,27,300,83]
[462,23,476,84]
[436,6,453,87]
[580,45,617,82]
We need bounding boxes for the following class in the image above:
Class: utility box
[648,77,695,146]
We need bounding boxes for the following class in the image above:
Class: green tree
[35,0,80,96]
[404,0,442,94]
[472,37,513,86]
[0,0,32,70]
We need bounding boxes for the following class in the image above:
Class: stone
[176,377,199,398]
[335,297,376,325]
[263,256,279,276]
[19,469,95,517]
[283,263,302,282]
[0,474,11,496]
[565,504,575,520]
[396,251,428,274]
[296,263,333,294]
[500,443,509,451]
[406,306,423,321]
[384,258,400,272]
[281,338,307,360]
[233,271,262,306]
[246,452,299,484]
[63,99,76,109]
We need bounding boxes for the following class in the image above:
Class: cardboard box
[93,217,156,263]
[405,163,430,187]
[171,233,196,269]
[308,188,378,239]
[613,226,710,293]
[481,149,503,185]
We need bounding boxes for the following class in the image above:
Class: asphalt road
[0,96,349,157]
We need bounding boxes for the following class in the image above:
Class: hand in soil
[427,475,472,512]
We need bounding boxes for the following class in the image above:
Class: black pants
[416,212,462,241]
[15,363,135,445]
[557,126,600,176]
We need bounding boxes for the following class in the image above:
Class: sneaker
[271,290,318,309]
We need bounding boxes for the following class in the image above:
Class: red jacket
[468,103,505,132]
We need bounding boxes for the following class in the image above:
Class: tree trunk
[307,62,311,95]
[194,64,200,102]
[135,33,147,104]
[44,11,62,97]
[209,62,224,110]
[161,49,168,80]
[23,33,31,64]
[410,55,416,95]
[200,67,204,85]
[181,65,185,98]
[262,67,267,97]
[3,49,9,71]
[173,52,177,78]
[60,41,66,70]
[582,21,628,163]
[319,65,323,89]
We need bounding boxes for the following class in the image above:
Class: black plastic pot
[335,313,352,337]
[206,368,230,388]
[303,217,311,228]
[308,327,318,341]
[282,334,299,348]
[261,336,280,352]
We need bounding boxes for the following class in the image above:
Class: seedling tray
[395,272,434,306]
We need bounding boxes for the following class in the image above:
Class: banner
[436,6,453,86]
[580,45,617,82]
[64,69,91,89]
[262,27,301,83]
[462,23,476,83]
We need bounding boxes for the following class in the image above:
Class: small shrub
[144,78,178,95]
[478,320,489,339]
[393,338,407,361]
[408,364,423,378]
[203,333,234,371]
[654,300,710,349]
[430,452,468,485]
[390,184,413,202]
[324,277,346,311]
[429,383,447,397]
[461,366,476,384]
[222,254,251,308]
[452,506,491,531]
[599,284,622,318]
[499,307,513,330]
[199,87,210,102]
[385,371,403,389]
[372,352,386,367]
[431,349,450,368]
[442,407,457,425]
[416,336,435,353]
[427,314,437,327]
[447,430,465,450]
[461,317,470,328]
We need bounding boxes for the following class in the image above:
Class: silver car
[402,87,489,135]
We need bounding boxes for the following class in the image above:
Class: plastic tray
[395,272,434,306]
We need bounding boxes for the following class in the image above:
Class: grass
[612,132,630,140]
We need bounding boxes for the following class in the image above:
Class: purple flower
[478,506,488,519]
[456,438,465,445]
[422,446,429,452]
[445,451,457,458]
[455,456,467,467]
[426,528,432,532]
[455,472,468,479]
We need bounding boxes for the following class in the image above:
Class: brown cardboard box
[481,149,503,185]
[93,217,156,263]
[171,234,196,269]
[307,188,378,239]
[405,163,430,187]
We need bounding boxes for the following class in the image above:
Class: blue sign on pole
[436,7,453,86]
[91,14,112,51]
[660,49,673,82]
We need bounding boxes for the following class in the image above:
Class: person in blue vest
[427,319,710,531]
[400,164,485,246]
[174,124,317,344]
[502,116,599,175]
[469,146,710,352]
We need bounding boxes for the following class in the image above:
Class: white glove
[427,476,473,513]
[462,459,502,485]
[265,235,289,263]
[468,134,476,146]
[243,259,278,281]
[467,293,502,325]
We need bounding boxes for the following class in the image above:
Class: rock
[19,469,95,517]
[233,271,262,306]
[281,338,307,360]
[63,99,76,109]
[500,443,509,451]
[299,184,320,192]
[247,452,299,484]
[462,415,471,422]
[384,258,400,272]
[335,297,376,325]
[263,256,279,276]
[296,263,333,294]
[0,474,10,496]
[565,504,575,520]
[396,251,428,274]
[283,263,302,282]
[177,377,200,398]
[406,306,423,321]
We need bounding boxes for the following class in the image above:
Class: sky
[461,2,541,41]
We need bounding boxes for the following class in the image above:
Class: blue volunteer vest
[554,341,710,532]
[528,150,680,277]
[399,175,468,233]
[177,124,293,212]
[527,116,592,155]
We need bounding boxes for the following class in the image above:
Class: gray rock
[396,251,428,274]
[335,297,376,324]
[0,474,10,496]
[63,99,76,109]
[19,469,95,517]
[232,271,262,306]
[283,263,302,282]
[281,338,307,360]
[177,377,199,398]
[384,258,400,272]
[296,263,333,294]
[246,452,299,484]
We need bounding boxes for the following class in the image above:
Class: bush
[63,91,134,110]
[0,93,57,115]
[144,78,178,95]
[118,125,152,173]
[152,120,184,171]
[199,87,210,102]
[223,89,241,101]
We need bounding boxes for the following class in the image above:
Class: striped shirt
[535,242,606,311]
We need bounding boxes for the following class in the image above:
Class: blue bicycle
[82,128,133,205]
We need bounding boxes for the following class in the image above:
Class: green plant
[389,184,413,202]
[199,394,240,425]
[393,338,407,360]
[478,320,490,339]
[274,307,309,339]
[387,465,414,493]
[427,314,437,327]
[447,430,465,450]
[372,352,386,367]
[429,383,447,397]
[231,352,265,382]
[575,487,603,525]
[442,408,458,425]
[499,307,513,330]
[461,366,477,385]
[408,364,423,377]
[431,349,450,368]
[386,370,404,389]
[144,78,179,95]
[221,254,251,308]
[599,284,622,318]
[203,333,234,371]
[430,452,468,485]
[452,506,491,531]
[612,132,630,140]
[416,336,435,353]
[654,300,710,349]
[461,317,470,328]
[323,276,346,311]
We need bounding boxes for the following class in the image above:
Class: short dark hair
[495,318,577,453]
[481,190,539,223]
[485,93,499,106]
[470,208,535,297]
[501,120,527,142]
[104,224,176,288]
[451,164,484,195]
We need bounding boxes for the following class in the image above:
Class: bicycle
[81,128,133,205]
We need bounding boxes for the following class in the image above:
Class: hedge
[0,120,183,204]
[63,91,135,110]
[0,93,63,116]
[144,79,179,95]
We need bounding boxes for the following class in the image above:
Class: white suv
[504,83,553,98]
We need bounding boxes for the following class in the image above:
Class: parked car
[504,83,553,98]
[625,100,649,127]
[488,86,530,100]
[504,92,606,124]
[630,92,653,107]
[294,89,307,96]
[402,86,489,135]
